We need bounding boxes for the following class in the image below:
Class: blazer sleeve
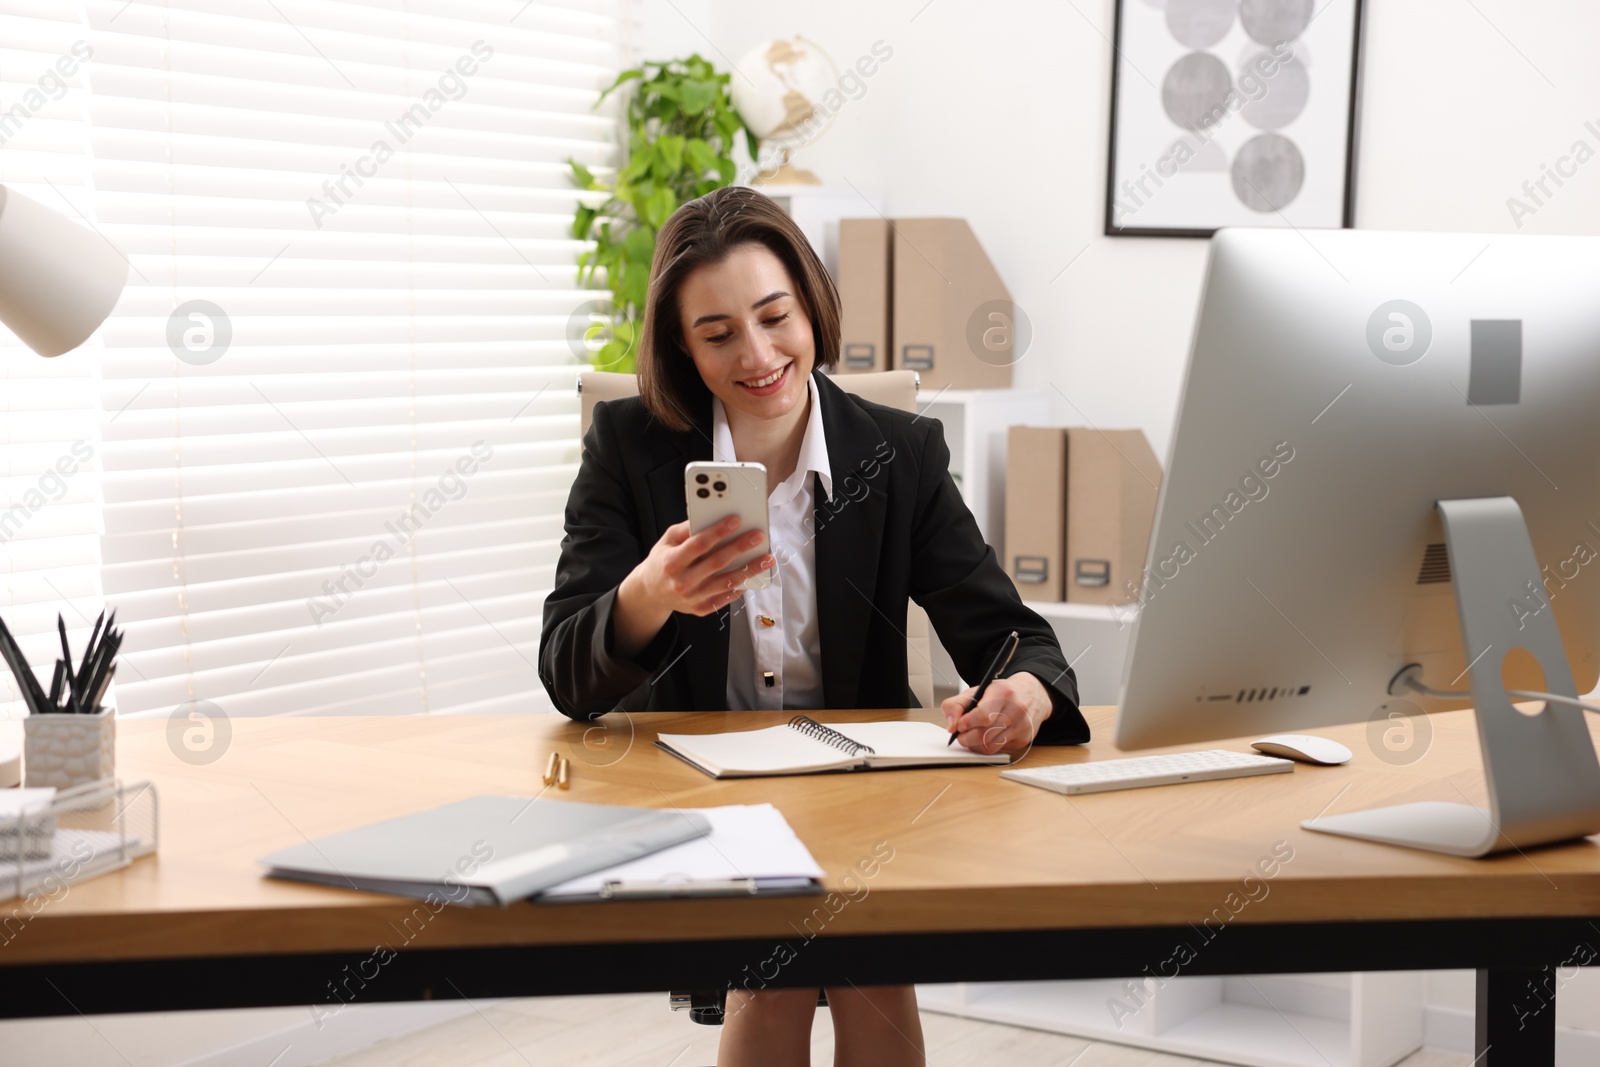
[904,418,1090,745]
[538,402,683,721]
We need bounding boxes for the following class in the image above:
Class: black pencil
[0,615,49,715]
[58,615,83,714]
[78,609,105,695]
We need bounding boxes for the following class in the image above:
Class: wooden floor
[316,993,1472,1067]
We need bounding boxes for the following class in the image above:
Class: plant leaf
[642,185,677,230]
[567,158,597,190]
[623,146,654,183]
[597,67,643,104]
[680,78,718,114]
[622,257,650,308]
[572,204,597,241]
[655,134,685,175]
[623,226,655,266]
[684,137,719,176]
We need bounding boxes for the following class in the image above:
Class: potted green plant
[567,54,755,373]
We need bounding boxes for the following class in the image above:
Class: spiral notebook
[655,716,1012,779]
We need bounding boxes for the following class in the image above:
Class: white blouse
[712,375,833,711]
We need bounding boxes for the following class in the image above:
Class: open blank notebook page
[655,716,1012,779]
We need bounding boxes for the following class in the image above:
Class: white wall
[647,0,1600,465]
[638,0,1600,1036]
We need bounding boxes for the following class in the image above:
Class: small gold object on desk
[543,751,559,786]
[557,756,571,790]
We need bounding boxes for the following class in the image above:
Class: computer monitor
[1113,227,1600,857]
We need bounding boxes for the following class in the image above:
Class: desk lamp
[0,184,127,356]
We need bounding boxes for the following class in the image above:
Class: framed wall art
[1105,0,1367,237]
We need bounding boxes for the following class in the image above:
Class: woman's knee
[723,985,819,1024]
[823,982,919,1019]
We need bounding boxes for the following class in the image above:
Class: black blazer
[538,370,1090,745]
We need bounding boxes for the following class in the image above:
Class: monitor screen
[1116,227,1600,749]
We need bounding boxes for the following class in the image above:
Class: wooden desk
[3,706,1598,1065]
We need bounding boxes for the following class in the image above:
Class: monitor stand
[1303,496,1600,857]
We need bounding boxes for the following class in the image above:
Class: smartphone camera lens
[696,487,710,499]
[695,473,708,484]
[713,481,726,493]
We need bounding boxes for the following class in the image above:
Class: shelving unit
[918,973,1424,1067]
[909,387,1049,698]
[915,387,1049,553]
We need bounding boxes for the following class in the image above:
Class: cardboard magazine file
[1065,428,1162,606]
[836,217,891,372]
[1005,426,1069,601]
[892,218,1014,390]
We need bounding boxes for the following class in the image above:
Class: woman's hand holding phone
[612,517,774,659]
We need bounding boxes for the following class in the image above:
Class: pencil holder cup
[24,706,115,789]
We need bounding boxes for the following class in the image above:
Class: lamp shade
[0,185,128,357]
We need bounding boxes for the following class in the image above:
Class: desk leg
[1476,968,1555,1064]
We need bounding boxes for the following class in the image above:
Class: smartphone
[685,460,772,592]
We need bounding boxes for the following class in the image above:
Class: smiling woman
[636,188,841,436]
[538,186,1091,1067]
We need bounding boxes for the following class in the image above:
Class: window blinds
[0,3,107,719]
[79,0,624,718]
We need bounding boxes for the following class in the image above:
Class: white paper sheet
[539,803,823,898]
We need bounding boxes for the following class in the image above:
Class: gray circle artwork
[1365,299,1433,366]
[166,299,232,366]
[1230,133,1304,210]
[1161,52,1233,130]
[965,299,1031,367]
[1165,0,1234,49]
[1239,0,1314,45]
[1241,54,1309,129]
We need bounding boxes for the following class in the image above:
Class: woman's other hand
[941,671,1054,755]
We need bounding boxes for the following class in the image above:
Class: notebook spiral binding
[787,715,876,758]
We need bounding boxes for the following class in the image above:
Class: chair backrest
[577,370,640,443]
[576,368,921,440]
[573,367,937,709]
[829,369,918,413]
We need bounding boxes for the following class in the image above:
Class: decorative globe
[729,37,839,183]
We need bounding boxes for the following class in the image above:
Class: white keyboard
[1000,749,1294,796]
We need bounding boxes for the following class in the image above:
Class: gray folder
[260,796,710,906]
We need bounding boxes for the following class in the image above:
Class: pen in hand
[947,630,1021,747]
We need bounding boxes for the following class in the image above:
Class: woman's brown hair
[636,186,841,432]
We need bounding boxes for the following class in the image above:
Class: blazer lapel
[642,409,730,711]
[812,373,890,710]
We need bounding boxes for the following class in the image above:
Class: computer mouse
[1251,733,1353,766]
